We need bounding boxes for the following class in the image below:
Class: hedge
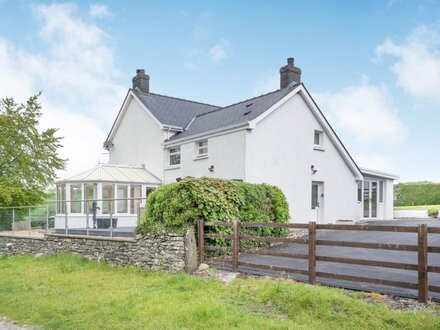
[137,177,290,243]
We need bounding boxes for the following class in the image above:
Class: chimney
[279,57,301,89]
[132,69,150,93]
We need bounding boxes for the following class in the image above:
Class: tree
[0,93,67,207]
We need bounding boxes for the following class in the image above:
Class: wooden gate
[198,220,440,303]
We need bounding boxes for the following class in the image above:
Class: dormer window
[169,147,181,166]
[197,140,208,157]
[314,130,324,149]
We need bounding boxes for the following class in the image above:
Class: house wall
[109,97,165,180]
[163,130,246,184]
[245,92,359,223]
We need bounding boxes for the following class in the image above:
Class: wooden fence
[197,220,440,303]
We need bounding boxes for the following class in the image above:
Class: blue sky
[0,0,439,182]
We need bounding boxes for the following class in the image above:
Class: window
[379,181,384,203]
[371,182,377,218]
[357,181,362,202]
[56,184,66,214]
[130,185,142,214]
[117,185,128,213]
[146,187,156,198]
[169,147,181,166]
[102,184,114,214]
[84,183,97,213]
[70,185,82,213]
[311,184,319,209]
[314,130,323,148]
[197,140,208,157]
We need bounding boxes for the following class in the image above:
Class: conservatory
[55,163,161,234]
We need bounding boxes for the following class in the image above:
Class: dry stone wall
[0,231,197,273]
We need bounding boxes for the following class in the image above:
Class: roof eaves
[360,167,399,180]
[300,84,363,179]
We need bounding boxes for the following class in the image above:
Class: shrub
[428,208,439,218]
[137,177,290,241]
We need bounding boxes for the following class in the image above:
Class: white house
[56,58,398,228]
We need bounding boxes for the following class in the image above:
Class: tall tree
[0,93,67,206]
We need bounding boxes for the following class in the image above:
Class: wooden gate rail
[198,220,440,303]
[316,240,419,251]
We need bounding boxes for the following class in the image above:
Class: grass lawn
[0,255,439,329]
[394,205,440,211]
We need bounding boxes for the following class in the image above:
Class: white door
[311,182,324,223]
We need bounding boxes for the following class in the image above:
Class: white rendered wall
[163,130,246,184]
[384,179,394,219]
[245,93,359,223]
[109,97,165,180]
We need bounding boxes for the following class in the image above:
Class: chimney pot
[280,57,301,89]
[132,69,150,93]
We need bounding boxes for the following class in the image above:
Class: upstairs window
[197,140,208,157]
[169,147,181,166]
[314,130,323,148]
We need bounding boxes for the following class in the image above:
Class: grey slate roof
[133,84,298,142]
[133,89,220,128]
[168,85,297,141]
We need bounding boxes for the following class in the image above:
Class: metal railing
[0,197,147,238]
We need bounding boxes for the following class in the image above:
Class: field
[0,255,439,329]
[395,182,440,207]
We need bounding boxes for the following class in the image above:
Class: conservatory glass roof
[55,164,161,184]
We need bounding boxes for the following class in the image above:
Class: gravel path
[0,317,36,330]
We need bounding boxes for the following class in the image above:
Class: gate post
[418,224,428,303]
[198,219,205,265]
[232,220,240,272]
[308,221,317,285]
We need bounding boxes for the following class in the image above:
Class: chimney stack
[132,69,150,93]
[279,57,301,89]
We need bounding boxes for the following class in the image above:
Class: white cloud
[183,62,199,71]
[0,3,125,179]
[353,153,397,173]
[251,74,278,96]
[209,39,230,63]
[315,79,405,144]
[89,3,110,18]
[376,25,440,102]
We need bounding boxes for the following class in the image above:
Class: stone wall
[0,231,197,273]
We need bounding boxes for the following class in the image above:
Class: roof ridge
[193,88,283,119]
[132,89,221,108]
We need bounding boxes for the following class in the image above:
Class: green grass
[0,255,439,329]
[394,205,440,210]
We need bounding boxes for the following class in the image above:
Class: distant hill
[394,182,440,206]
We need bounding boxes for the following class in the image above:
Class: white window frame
[196,140,208,158]
[314,130,324,150]
[116,184,129,214]
[169,146,181,166]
